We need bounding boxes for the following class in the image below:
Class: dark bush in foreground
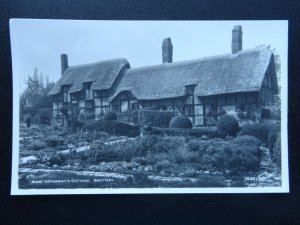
[104,112,118,121]
[82,119,105,132]
[238,123,278,144]
[37,108,52,125]
[139,110,177,128]
[82,119,139,137]
[274,136,281,169]
[170,137,261,173]
[169,115,193,129]
[153,127,217,138]
[44,136,65,147]
[28,140,47,150]
[225,138,261,173]
[217,115,240,138]
[104,120,140,137]
[231,135,262,148]
[60,105,71,117]
[118,110,139,124]
[68,118,85,131]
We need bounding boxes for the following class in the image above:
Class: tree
[20,68,55,123]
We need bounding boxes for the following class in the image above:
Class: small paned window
[84,82,92,99]
[185,105,194,116]
[131,103,139,110]
[62,86,70,103]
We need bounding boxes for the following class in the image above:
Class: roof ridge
[128,47,271,72]
[66,58,128,71]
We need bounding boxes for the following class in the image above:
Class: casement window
[83,82,92,99]
[131,103,139,110]
[185,105,194,116]
[85,99,95,114]
[62,85,70,103]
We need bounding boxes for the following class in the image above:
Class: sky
[10,19,288,92]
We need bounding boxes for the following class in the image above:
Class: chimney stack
[61,54,68,76]
[162,38,173,63]
[231,25,243,54]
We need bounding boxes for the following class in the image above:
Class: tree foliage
[20,68,55,122]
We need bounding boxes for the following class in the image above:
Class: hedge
[138,110,177,128]
[154,127,217,138]
[103,120,140,137]
[82,119,140,137]
[118,110,139,124]
[238,123,278,144]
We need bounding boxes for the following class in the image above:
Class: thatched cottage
[48,25,278,125]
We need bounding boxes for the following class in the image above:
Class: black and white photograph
[10,19,288,194]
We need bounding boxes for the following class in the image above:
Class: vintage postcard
[10,19,289,195]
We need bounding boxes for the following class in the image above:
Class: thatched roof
[110,48,277,101]
[48,58,129,95]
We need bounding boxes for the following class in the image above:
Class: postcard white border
[10,19,289,195]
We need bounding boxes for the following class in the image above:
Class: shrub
[177,137,261,172]
[118,110,139,124]
[68,118,85,131]
[82,119,105,132]
[220,136,261,173]
[60,105,71,117]
[85,113,96,120]
[45,136,65,147]
[28,140,47,150]
[48,153,67,166]
[274,136,281,169]
[238,123,277,143]
[154,159,171,171]
[138,110,177,128]
[154,136,186,153]
[103,120,140,137]
[103,112,118,121]
[36,108,52,125]
[95,138,144,162]
[231,135,262,148]
[171,147,200,164]
[154,127,216,138]
[169,115,193,129]
[217,114,240,138]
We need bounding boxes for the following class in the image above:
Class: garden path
[245,146,281,187]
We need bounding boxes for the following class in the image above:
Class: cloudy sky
[10,19,288,92]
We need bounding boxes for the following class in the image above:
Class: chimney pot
[231,25,243,54]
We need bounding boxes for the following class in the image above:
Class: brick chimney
[162,38,173,63]
[61,54,68,76]
[231,25,243,54]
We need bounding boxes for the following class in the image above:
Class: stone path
[244,146,281,187]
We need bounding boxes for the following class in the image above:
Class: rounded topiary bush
[217,114,240,138]
[103,112,118,121]
[169,115,193,129]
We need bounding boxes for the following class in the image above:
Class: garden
[19,109,282,189]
